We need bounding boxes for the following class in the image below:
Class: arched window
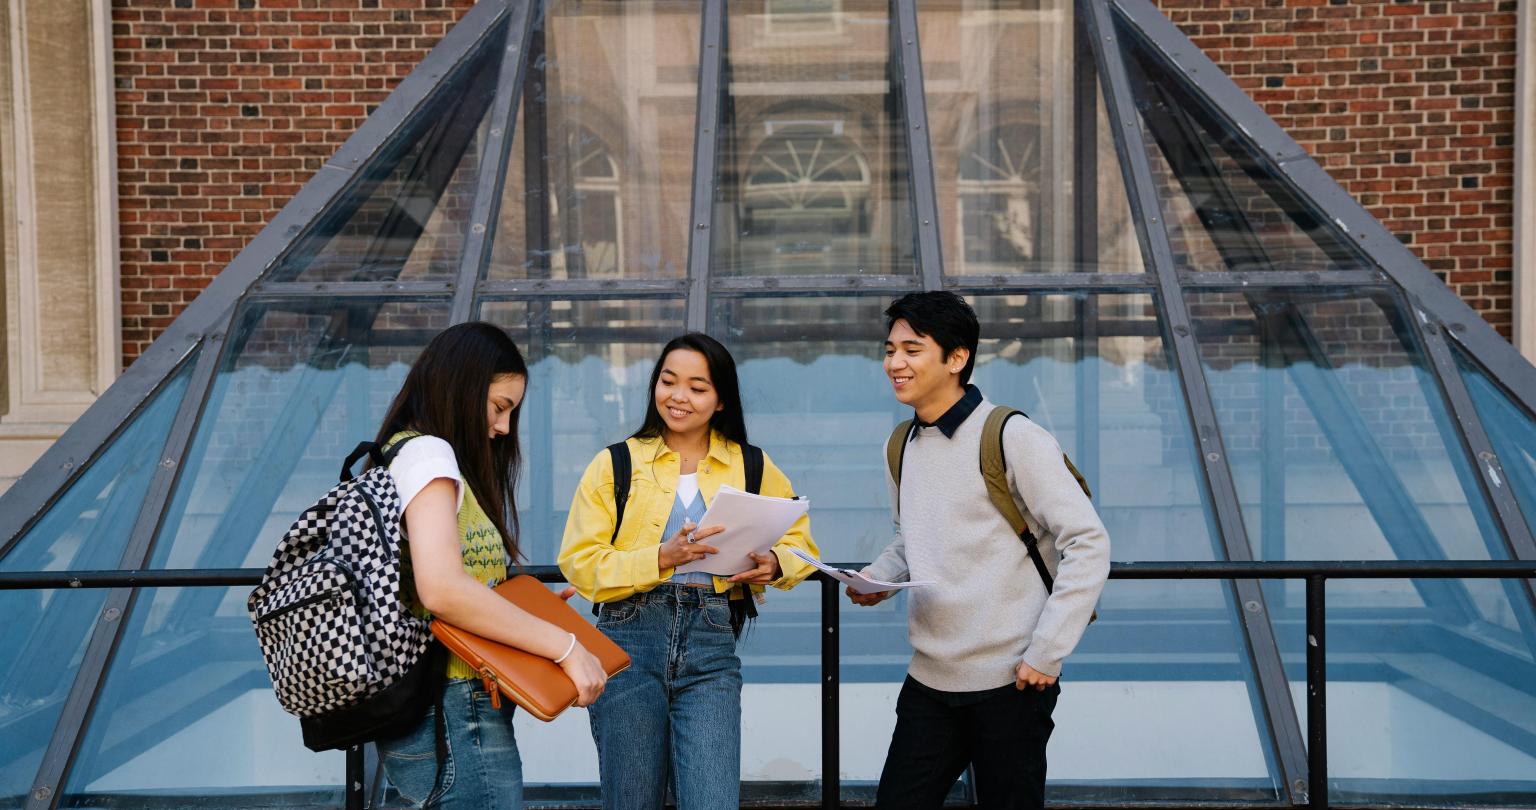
[553,127,623,277]
[739,127,871,273]
[957,123,1043,271]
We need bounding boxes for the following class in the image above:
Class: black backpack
[603,440,764,636]
[247,437,443,751]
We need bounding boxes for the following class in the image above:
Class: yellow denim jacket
[558,431,819,604]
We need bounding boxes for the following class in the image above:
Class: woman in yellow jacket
[559,332,818,810]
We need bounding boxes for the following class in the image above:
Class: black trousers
[874,676,1058,810]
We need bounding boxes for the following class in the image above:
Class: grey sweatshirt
[863,395,1110,691]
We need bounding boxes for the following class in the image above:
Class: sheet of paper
[786,547,934,595]
[674,485,810,577]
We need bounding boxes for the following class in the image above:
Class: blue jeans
[377,678,524,809]
[590,584,742,810]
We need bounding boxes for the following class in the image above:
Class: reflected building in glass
[2,0,1535,807]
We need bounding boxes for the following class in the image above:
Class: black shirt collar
[914,384,982,439]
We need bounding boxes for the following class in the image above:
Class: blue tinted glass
[56,303,446,801]
[1279,577,1536,803]
[971,293,1278,797]
[0,354,195,803]
[149,300,451,570]
[60,588,345,806]
[1188,290,1500,563]
[1455,345,1536,533]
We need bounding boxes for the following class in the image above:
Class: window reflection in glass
[713,1,917,276]
[266,30,504,283]
[0,358,195,804]
[1120,18,1367,273]
[489,1,700,279]
[149,300,452,573]
[919,0,1143,274]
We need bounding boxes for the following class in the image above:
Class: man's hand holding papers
[786,547,934,596]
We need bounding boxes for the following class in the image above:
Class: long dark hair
[374,321,528,563]
[631,333,748,447]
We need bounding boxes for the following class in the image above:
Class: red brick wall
[1151,0,1520,337]
[113,0,477,364]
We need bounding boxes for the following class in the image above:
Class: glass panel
[264,23,505,282]
[0,358,195,804]
[1118,16,1369,273]
[1281,578,1536,803]
[1187,290,1501,563]
[1455,344,1536,536]
[59,303,449,802]
[919,1,1143,274]
[712,1,918,277]
[970,293,1277,797]
[1187,291,1536,802]
[60,587,345,806]
[149,300,451,573]
[487,1,701,280]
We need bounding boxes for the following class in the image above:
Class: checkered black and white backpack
[247,437,440,752]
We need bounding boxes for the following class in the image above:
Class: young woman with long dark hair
[558,332,820,810]
[373,321,607,809]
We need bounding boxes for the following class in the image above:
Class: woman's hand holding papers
[658,522,723,572]
[726,550,782,584]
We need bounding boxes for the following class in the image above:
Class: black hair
[374,321,528,563]
[631,333,748,447]
[883,291,980,385]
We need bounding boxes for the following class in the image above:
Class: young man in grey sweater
[850,291,1110,809]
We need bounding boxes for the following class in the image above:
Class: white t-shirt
[677,472,701,510]
[387,435,465,512]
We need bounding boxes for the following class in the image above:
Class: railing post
[1305,575,1327,810]
[821,575,840,810]
[346,744,364,810]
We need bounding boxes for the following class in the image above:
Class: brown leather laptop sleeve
[430,575,630,722]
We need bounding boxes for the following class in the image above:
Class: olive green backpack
[885,405,1095,618]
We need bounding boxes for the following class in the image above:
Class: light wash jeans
[377,678,524,809]
[590,583,743,810]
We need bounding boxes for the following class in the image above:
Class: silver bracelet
[552,632,577,664]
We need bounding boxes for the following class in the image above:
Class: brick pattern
[113,0,476,364]
[1151,0,1520,337]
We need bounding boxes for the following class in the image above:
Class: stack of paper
[675,485,810,576]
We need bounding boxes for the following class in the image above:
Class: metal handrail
[3,559,1534,810]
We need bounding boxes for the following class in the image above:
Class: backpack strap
[741,443,764,495]
[340,434,423,483]
[606,442,632,543]
[981,407,1060,595]
[984,407,1099,621]
[884,419,917,515]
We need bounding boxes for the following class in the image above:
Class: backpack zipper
[257,588,339,623]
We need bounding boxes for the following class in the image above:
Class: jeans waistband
[633,583,729,606]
